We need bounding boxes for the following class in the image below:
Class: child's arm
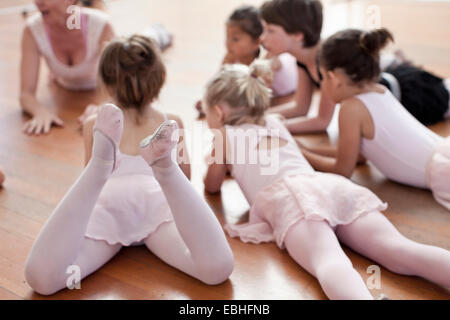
[297,139,367,165]
[168,114,191,180]
[283,88,336,134]
[204,127,228,194]
[222,52,236,65]
[299,99,364,178]
[267,67,313,118]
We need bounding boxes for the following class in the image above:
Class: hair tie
[250,73,258,79]
[123,42,131,51]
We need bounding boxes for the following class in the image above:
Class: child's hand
[222,52,236,64]
[22,108,64,136]
[78,104,100,125]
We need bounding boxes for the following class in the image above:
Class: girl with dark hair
[196,5,298,118]
[299,28,450,210]
[260,0,450,133]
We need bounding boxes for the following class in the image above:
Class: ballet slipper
[93,103,124,171]
[139,120,179,166]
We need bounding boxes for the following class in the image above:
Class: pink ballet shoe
[139,120,179,166]
[93,103,124,170]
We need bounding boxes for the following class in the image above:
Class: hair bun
[121,35,155,70]
[359,28,394,56]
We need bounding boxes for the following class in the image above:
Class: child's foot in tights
[92,103,124,171]
[139,120,179,168]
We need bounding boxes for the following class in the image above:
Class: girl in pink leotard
[24,35,233,296]
[202,61,450,300]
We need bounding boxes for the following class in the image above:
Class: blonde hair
[99,35,166,122]
[204,60,273,126]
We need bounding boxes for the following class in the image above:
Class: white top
[271,53,298,97]
[357,88,444,188]
[26,8,109,91]
[225,115,314,205]
[258,47,298,97]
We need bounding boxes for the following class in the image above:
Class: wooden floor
[0,0,449,300]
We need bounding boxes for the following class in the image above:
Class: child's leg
[284,219,373,300]
[141,122,233,285]
[25,105,123,295]
[144,162,234,285]
[336,211,450,288]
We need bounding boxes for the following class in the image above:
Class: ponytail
[204,62,272,126]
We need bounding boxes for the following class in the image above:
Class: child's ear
[292,32,305,45]
[213,104,225,122]
[327,70,342,87]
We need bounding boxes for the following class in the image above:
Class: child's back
[225,115,313,204]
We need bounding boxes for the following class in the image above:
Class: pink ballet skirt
[427,136,450,210]
[225,172,388,249]
[85,152,173,246]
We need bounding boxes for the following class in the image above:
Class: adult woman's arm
[20,26,64,135]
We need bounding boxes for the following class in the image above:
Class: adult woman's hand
[22,108,64,136]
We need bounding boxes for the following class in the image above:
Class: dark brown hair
[227,5,263,40]
[99,34,166,117]
[260,0,323,47]
[319,28,394,84]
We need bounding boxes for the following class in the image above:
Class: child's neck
[290,41,321,67]
[342,82,384,101]
[239,49,260,66]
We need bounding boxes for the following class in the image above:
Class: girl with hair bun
[299,28,450,210]
[24,35,234,296]
[203,60,450,300]
[260,0,450,134]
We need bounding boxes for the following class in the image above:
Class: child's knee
[314,255,354,280]
[24,260,65,296]
[198,254,234,285]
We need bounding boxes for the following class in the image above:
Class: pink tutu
[85,152,173,246]
[427,136,450,210]
[225,172,388,249]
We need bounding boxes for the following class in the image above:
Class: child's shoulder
[339,97,369,122]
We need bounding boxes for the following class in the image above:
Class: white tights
[24,131,233,295]
[284,211,450,300]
